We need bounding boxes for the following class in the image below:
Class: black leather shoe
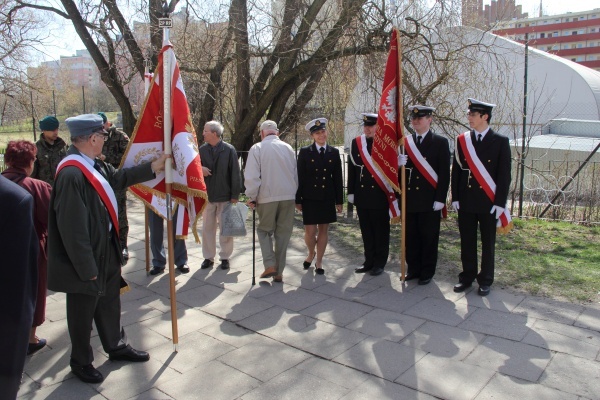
[369,267,384,276]
[149,267,165,276]
[201,259,214,269]
[219,260,230,270]
[122,247,129,262]
[315,267,325,275]
[109,346,150,362]
[27,338,47,355]
[177,264,190,274]
[453,282,472,293]
[71,364,104,383]
[405,273,420,281]
[478,285,491,296]
[418,277,432,285]
[354,266,371,274]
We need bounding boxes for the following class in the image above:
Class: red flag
[122,42,207,241]
[372,28,402,196]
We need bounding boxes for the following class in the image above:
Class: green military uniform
[31,135,68,186]
[102,125,130,248]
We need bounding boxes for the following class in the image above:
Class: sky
[39,0,600,62]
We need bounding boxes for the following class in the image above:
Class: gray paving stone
[355,287,425,314]
[175,283,227,309]
[524,319,600,360]
[158,360,260,400]
[296,357,370,390]
[300,297,373,327]
[474,374,579,400]
[406,280,471,302]
[275,266,330,290]
[404,297,477,327]
[339,376,438,400]
[16,373,39,397]
[395,354,496,400]
[149,330,236,374]
[244,281,286,298]
[346,309,425,342]
[286,320,368,359]
[575,305,600,333]
[125,388,174,400]
[198,320,261,348]
[44,300,67,322]
[119,283,155,302]
[458,307,533,341]
[120,298,164,327]
[17,379,106,399]
[218,336,310,382]
[200,290,274,321]
[259,285,330,312]
[455,288,526,312]
[513,296,584,325]
[240,367,350,400]
[333,337,426,381]
[123,269,204,297]
[401,321,485,359]
[120,323,172,352]
[312,279,379,300]
[539,353,600,399]
[464,336,552,382]
[237,306,317,337]
[140,307,221,339]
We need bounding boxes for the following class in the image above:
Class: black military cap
[467,98,496,113]
[408,105,435,118]
[361,113,378,126]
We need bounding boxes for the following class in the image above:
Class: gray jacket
[199,140,241,203]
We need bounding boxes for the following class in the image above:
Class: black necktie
[319,147,325,158]
[417,136,422,146]
[94,161,102,174]
[477,134,482,143]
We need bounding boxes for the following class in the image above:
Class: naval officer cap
[65,114,107,138]
[305,118,328,133]
[361,113,378,126]
[39,115,59,131]
[467,98,496,113]
[408,105,436,118]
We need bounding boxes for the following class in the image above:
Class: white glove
[433,201,444,211]
[348,194,354,204]
[398,154,408,167]
[490,205,504,219]
[452,201,460,210]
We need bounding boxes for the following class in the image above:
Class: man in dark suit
[398,105,450,285]
[347,113,390,276]
[48,114,167,383]
[0,176,38,400]
[451,99,511,296]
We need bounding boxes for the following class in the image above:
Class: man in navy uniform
[451,99,511,296]
[398,105,450,285]
[347,113,390,276]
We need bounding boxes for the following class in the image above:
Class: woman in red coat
[2,140,52,355]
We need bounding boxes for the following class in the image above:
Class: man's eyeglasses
[93,131,108,141]
[466,111,481,117]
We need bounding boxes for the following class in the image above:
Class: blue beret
[97,112,107,123]
[39,116,59,131]
[65,114,106,138]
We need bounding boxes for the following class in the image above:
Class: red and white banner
[122,41,207,241]
[457,132,512,232]
[372,27,402,198]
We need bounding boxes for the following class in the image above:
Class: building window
[571,44,577,49]
[554,32,559,37]
[540,33,546,38]
[577,56,584,61]
[579,30,584,34]
[544,20,548,24]
[547,46,552,50]
[577,43,583,48]
[565,18,569,22]
[571,58,576,61]
[553,45,559,50]
[592,28,597,32]
[572,31,577,35]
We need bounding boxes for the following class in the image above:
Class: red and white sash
[356,135,401,220]
[404,134,447,218]
[457,132,511,231]
[56,155,119,236]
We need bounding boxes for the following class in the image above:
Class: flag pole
[144,59,152,276]
[161,18,179,352]
[397,28,406,282]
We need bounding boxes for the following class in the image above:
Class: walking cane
[252,205,256,285]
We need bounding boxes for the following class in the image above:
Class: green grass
[327,210,600,304]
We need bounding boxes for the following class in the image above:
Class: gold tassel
[119,277,130,295]
[390,216,402,225]
[496,221,513,235]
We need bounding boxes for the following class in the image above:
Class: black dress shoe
[219,260,230,270]
[418,277,432,285]
[369,267,384,276]
[27,338,47,355]
[122,247,129,262]
[109,346,150,362]
[303,255,315,269]
[201,259,214,269]
[315,267,325,275]
[453,282,472,293]
[177,264,190,274]
[354,266,372,274]
[478,285,491,296]
[405,273,419,281]
[149,267,165,276]
[71,364,104,383]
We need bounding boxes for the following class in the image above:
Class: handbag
[220,202,249,237]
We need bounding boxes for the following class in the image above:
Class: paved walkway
[19,198,600,400]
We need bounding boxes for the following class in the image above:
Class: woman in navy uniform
[295,118,343,274]
[398,105,450,285]
[451,98,511,296]
[347,113,390,276]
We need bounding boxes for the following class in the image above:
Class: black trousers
[457,210,497,286]
[66,238,127,367]
[405,210,442,279]
[356,207,390,270]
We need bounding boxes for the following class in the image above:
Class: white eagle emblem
[380,86,397,124]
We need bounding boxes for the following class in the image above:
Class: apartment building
[493,9,600,70]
